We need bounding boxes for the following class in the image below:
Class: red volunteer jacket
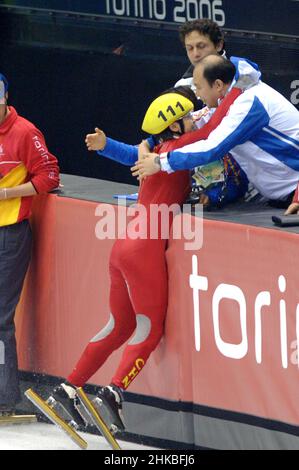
[0,106,60,226]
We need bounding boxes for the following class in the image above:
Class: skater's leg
[67,262,136,387]
[111,239,168,389]
[94,239,168,430]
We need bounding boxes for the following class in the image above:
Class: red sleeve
[19,127,60,193]
[156,87,242,152]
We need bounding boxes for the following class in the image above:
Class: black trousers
[0,220,32,407]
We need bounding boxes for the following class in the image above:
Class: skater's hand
[138,140,150,162]
[284,202,299,215]
[85,127,106,151]
[135,141,151,183]
[131,153,161,180]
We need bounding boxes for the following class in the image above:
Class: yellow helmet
[142,93,194,135]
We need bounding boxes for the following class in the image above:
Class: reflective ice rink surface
[0,422,156,450]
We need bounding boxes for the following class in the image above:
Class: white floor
[0,422,156,450]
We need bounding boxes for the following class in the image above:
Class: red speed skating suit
[68,88,242,390]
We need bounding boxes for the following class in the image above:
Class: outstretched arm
[85,127,138,166]
[166,95,269,172]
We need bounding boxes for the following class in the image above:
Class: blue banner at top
[0,0,298,37]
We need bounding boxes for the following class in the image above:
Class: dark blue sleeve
[204,168,249,207]
[96,137,138,166]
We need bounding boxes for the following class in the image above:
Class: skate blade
[25,389,88,450]
[0,415,37,426]
[74,401,94,428]
[76,388,121,450]
[93,398,124,434]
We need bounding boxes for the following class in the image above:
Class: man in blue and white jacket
[133,55,299,210]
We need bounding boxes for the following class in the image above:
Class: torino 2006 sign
[1,1,299,36]
[105,0,226,25]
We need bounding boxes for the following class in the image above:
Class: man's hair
[200,56,236,87]
[179,19,224,48]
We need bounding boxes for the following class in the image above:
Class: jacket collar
[0,106,18,135]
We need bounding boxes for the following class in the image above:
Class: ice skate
[50,382,89,428]
[0,406,37,426]
[25,388,88,450]
[76,387,122,450]
[93,385,125,433]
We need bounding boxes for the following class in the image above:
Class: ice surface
[0,422,156,450]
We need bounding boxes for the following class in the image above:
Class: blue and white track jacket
[161,57,299,200]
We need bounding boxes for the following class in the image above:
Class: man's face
[0,103,7,124]
[169,113,197,135]
[0,84,8,123]
[193,65,220,108]
[184,31,222,66]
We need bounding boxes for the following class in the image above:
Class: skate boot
[48,382,87,429]
[93,385,125,432]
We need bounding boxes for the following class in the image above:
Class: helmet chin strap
[177,119,185,135]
